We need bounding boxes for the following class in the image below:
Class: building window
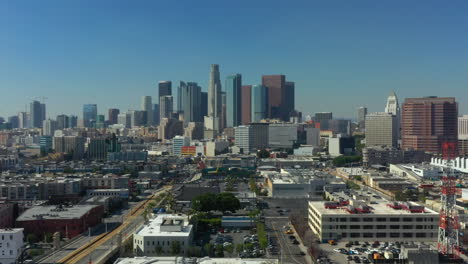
[416,233,426,238]
[376,233,386,238]
[363,225,373,230]
[349,225,360,229]
[389,218,400,222]
[389,225,400,229]
[376,225,386,229]
[402,218,413,222]
[363,233,373,238]
[403,225,412,230]
[403,233,413,238]
[376,218,386,222]
[350,233,360,238]
[363,218,373,222]
[390,233,400,238]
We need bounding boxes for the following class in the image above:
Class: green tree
[216,192,241,213]
[215,244,224,257]
[171,241,181,255]
[44,233,53,243]
[192,193,218,212]
[26,234,38,244]
[236,244,244,253]
[332,155,362,166]
[187,246,202,257]
[225,244,234,254]
[204,243,214,257]
[394,191,407,201]
[256,223,268,249]
[257,149,270,159]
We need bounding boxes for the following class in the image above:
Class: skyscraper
[402,97,458,153]
[201,92,208,119]
[83,104,97,128]
[40,103,46,121]
[30,100,43,128]
[385,91,401,139]
[118,112,131,128]
[153,104,160,125]
[225,74,242,128]
[18,112,28,129]
[206,64,222,131]
[130,110,147,128]
[158,81,172,97]
[68,115,78,128]
[141,96,153,126]
[42,119,57,136]
[56,114,69,129]
[160,95,174,121]
[8,116,19,129]
[241,85,252,125]
[108,108,120,125]
[251,85,269,122]
[314,112,333,125]
[357,106,368,129]
[285,81,295,117]
[179,82,202,125]
[262,75,286,120]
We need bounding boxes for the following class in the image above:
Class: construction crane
[437,142,461,260]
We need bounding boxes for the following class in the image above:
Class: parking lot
[209,227,265,258]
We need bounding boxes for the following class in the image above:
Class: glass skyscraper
[251,85,268,122]
[83,104,97,128]
[225,74,242,127]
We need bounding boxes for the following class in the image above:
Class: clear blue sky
[1,0,468,119]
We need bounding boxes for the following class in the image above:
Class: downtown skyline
[1,0,468,118]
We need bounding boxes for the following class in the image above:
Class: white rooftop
[114,257,279,264]
[17,205,100,221]
[310,201,438,216]
[136,214,193,237]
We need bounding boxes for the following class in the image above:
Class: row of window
[326,217,435,222]
[134,239,185,247]
[326,224,436,230]
[335,232,432,238]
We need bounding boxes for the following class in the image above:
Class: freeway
[57,185,172,264]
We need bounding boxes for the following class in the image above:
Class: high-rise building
[95,114,105,129]
[385,91,401,139]
[262,75,286,120]
[225,74,242,128]
[251,85,269,122]
[118,113,131,128]
[130,110,147,128]
[184,122,204,140]
[153,104,160,125]
[314,112,333,125]
[158,118,184,140]
[8,116,19,129]
[357,106,367,128]
[56,114,69,129]
[365,112,398,148]
[40,103,46,121]
[108,108,120,125]
[53,136,85,160]
[83,104,97,128]
[268,123,298,149]
[207,64,222,132]
[241,85,252,125]
[234,123,269,154]
[141,96,153,126]
[30,100,43,128]
[40,136,53,154]
[87,138,108,160]
[459,115,468,156]
[285,81,295,117]
[160,96,174,122]
[18,112,28,129]
[69,115,78,128]
[42,119,57,136]
[173,136,190,156]
[401,97,458,153]
[179,82,202,125]
[158,81,172,98]
[201,92,208,119]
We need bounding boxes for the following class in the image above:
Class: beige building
[365,112,397,148]
[308,201,439,242]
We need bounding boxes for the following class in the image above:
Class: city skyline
[1,1,468,118]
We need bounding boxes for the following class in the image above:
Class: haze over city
[1,0,468,118]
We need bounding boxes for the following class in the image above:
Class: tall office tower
[68,115,78,128]
[40,103,46,121]
[42,119,57,136]
[207,64,222,131]
[241,85,252,125]
[8,116,19,129]
[285,81,295,117]
[365,112,398,148]
[225,74,242,127]
[221,91,227,130]
[95,114,105,129]
[108,108,120,125]
[83,104,97,128]
[130,110,147,128]
[56,114,69,129]
[184,122,204,140]
[53,136,85,160]
[141,96,153,126]
[385,91,401,138]
[179,81,202,125]
[251,85,269,122]
[200,92,208,118]
[159,118,184,140]
[357,107,367,127]
[160,95,174,122]
[153,104,160,125]
[158,81,172,97]
[314,112,333,125]
[402,97,458,153]
[30,100,43,128]
[118,113,131,128]
[18,112,28,129]
[262,75,286,120]
[459,115,468,156]
[173,136,190,156]
[87,138,108,160]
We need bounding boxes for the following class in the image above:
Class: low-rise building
[431,156,468,174]
[133,214,193,256]
[114,257,279,264]
[308,200,439,242]
[16,204,104,239]
[0,228,24,264]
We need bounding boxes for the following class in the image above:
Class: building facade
[83,104,98,128]
[365,112,398,148]
[225,74,242,128]
[0,228,24,264]
[251,85,268,122]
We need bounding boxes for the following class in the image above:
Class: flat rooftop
[114,257,279,264]
[17,205,100,221]
[136,214,192,237]
[309,201,438,216]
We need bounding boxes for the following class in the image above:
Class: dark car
[292,239,300,245]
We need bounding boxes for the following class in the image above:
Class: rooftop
[136,214,192,237]
[17,205,100,221]
[114,257,279,264]
[310,201,438,216]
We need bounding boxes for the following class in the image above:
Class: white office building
[133,214,193,256]
[172,136,190,156]
[431,157,468,174]
[308,201,438,242]
[0,228,24,264]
